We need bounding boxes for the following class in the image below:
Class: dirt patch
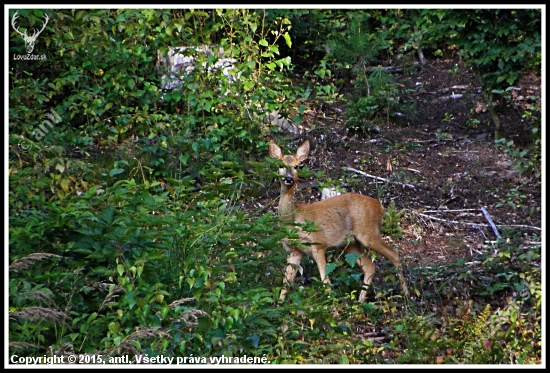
[262,56,541,269]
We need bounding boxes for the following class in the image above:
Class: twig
[417,213,463,225]
[412,138,455,143]
[356,333,388,341]
[438,93,464,101]
[182,198,195,215]
[423,208,479,213]
[416,213,541,232]
[365,336,387,341]
[345,167,416,189]
[495,225,541,231]
[481,206,502,239]
[365,64,413,73]
[467,244,484,256]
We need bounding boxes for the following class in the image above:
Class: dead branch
[438,93,464,101]
[412,85,472,96]
[416,212,541,232]
[365,65,413,73]
[423,208,479,213]
[355,333,388,341]
[438,85,470,93]
[345,167,416,189]
[365,336,387,341]
[412,138,456,144]
[481,206,502,239]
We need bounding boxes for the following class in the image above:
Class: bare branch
[416,212,541,232]
[481,206,502,239]
[345,167,416,189]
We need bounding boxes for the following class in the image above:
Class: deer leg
[345,243,375,302]
[311,248,331,284]
[356,233,410,298]
[280,249,303,300]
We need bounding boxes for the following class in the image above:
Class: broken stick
[481,206,502,239]
[345,167,416,189]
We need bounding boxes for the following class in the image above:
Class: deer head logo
[11,10,49,54]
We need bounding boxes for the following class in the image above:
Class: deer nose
[283,176,294,185]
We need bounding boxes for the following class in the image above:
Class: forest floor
[257,55,542,281]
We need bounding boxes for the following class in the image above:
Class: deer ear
[269,140,283,159]
[296,140,310,161]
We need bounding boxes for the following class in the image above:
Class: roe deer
[269,140,409,302]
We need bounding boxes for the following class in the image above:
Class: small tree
[445,9,541,140]
[324,14,401,132]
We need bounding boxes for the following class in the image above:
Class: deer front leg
[311,248,331,284]
[280,249,303,300]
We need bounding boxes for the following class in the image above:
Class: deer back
[293,193,385,251]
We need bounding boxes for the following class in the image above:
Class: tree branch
[345,167,416,189]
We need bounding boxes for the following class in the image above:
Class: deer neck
[278,183,299,222]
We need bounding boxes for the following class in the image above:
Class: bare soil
[261,56,541,272]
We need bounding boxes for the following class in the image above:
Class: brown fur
[269,140,409,301]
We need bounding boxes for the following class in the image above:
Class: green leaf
[126,292,136,309]
[345,252,361,268]
[325,262,337,277]
[259,39,269,47]
[127,78,135,90]
[100,205,114,225]
[283,32,292,48]
[179,154,190,165]
[160,306,170,320]
[281,56,292,67]
[60,178,70,193]
[247,334,260,348]
[109,168,125,177]
[55,163,66,173]
[87,312,98,323]
[243,80,255,91]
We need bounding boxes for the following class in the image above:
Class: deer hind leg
[345,243,375,302]
[280,248,303,300]
[356,233,410,298]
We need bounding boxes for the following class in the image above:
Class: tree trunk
[486,92,502,140]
